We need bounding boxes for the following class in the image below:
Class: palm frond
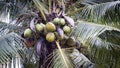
[0,57,23,68]
[71,1,120,28]
[72,21,120,44]
[47,48,95,68]
[0,22,24,36]
[89,37,120,68]
[69,48,95,68]
[55,41,73,68]
[49,48,75,68]
[0,0,32,23]
[99,30,120,45]
[0,32,27,63]
[73,21,120,68]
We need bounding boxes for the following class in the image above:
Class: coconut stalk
[55,41,69,68]
[33,0,46,21]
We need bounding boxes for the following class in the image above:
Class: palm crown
[0,0,120,68]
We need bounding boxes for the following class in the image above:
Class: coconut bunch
[23,16,79,55]
[21,1,81,67]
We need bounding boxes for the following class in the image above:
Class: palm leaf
[0,21,25,37]
[99,30,120,45]
[49,49,75,68]
[0,57,23,68]
[47,48,95,68]
[89,37,120,68]
[0,0,31,21]
[72,21,120,44]
[68,48,95,68]
[54,41,72,68]
[71,1,120,28]
[0,32,27,63]
[88,30,120,68]
[73,21,120,68]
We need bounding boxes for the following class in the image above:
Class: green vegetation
[0,0,120,68]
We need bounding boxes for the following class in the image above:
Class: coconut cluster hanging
[21,1,80,67]
[23,17,77,48]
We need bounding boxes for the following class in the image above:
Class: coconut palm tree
[0,0,120,68]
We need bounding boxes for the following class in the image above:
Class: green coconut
[40,23,45,27]
[35,24,44,32]
[45,22,56,32]
[53,17,60,24]
[46,32,56,42]
[60,18,65,25]
[24,28,32,38]
[63,25,71,34]
[67,37,76,46]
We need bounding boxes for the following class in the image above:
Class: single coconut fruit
[60,18,65,25]
[45,22,56,32]
[24,28,32,38]
[46,32,56,42]
[40,23,45,27]
[63,25,71,34]
[60,35,68,45]
[53,17,60,24]
[67,37,76,46]
[40,23,47,34]
[35,24,44,32]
